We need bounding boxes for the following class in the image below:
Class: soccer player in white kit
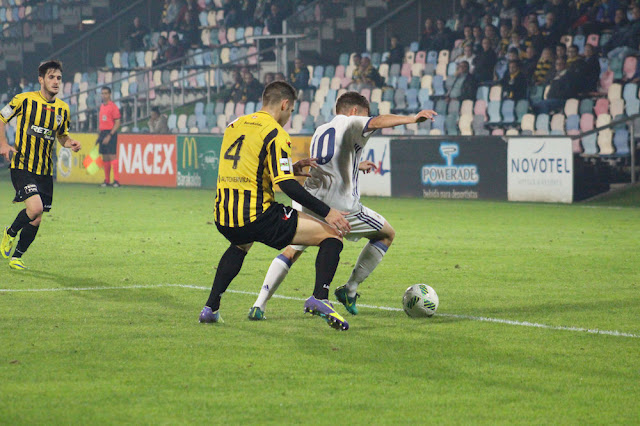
[248,92,436,320]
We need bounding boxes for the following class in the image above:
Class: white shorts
[290,201,387,252]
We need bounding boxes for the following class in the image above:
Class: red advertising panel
[117,134,177,187]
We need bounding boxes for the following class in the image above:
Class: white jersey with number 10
[303,115,375,213]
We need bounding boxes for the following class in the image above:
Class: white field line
[2,283,639,339]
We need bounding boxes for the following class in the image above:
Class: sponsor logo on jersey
[28,125,55,141]
[279,158,291,172]
[421,143,479,186]
[23,184,38,194]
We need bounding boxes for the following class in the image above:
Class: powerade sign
[391,137,507,200]
[508,138,573,203]
[421,143,479,186]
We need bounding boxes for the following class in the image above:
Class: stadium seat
[491,128,505,135]
[426,50,438,64]
[459,114,473,135]
[587,33,599,47]
[608,83,622,101]
[594,98,610,115]
[566,114,580,131]
[573,34,586,53]
[579,98,594,115]
[473,99,487,118]
[506,128,519,136]
[582,133,599,155]
[445,115,459,135]
[487,101,501,123]
[415,51,426,64]
[626,98,640,115]
[568,130,582,153]
[460,100,473,116]
[432,115,445,132]
[472,114,489,135]
[610,99,625,117]
[501,100,515,124]
[580,113,595,132]
[435,99,447,116]
[564,98,579,116]
[432,75,445,96]
[597,129,615,155]
[550,114,565,134]
[447,99,460,116]
[476,86,489,103]
[613,129,630,155]
[515,100,529,121]
[521,113,535,134]
[535,113,550,135]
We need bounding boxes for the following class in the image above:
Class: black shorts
[216,203,299,250]
[98,130,118,155]
[11,168,54,212]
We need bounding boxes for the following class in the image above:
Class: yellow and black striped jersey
[215,111,295,227]
[0,91,70,175]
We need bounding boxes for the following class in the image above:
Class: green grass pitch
[1,176,639,424]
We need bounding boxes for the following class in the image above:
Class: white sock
[253,254,292,311]
[345,241,388,297]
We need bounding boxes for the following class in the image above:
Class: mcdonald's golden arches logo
[183,137,198,169]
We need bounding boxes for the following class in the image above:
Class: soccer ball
[402,284,439,318]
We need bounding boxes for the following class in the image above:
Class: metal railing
[66,33,308,131]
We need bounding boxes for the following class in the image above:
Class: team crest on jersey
[279,158,291,172]
[55,114,63,126]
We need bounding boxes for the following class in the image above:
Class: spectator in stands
[154,35,169,66]
[498,23,512,56]
[583,43,601,92]
[431,18,453,51]
[350,57,383,90]
[472,25,484,53]
[604,3,640,54]
[499,0,518,24]
[500,60,527,100]
[613,7,629,30]
[386,36,404,65]
[229,70,244,102]
[352,53,362,68]
[290,57,310,91]
[533,47,555,85]
[126,17,149,51]
[541,12,561,46]
[223,0,242,27]
[177,10,200,47]
[461,25,475,49]
[555,43,567,61]
[456,44,477,73]
[19,77,32,92]
[263,72,275,86]
[5,76,21,99]
[524,20,545,55]
[419,17,435,51]
[545,0,571,30]
[595,0,619,28]
[473,37,498,82]
[508,30,525,56]
[164,0,185,30]
[533,56,576,113]
[456,0,480,30]
[566,44,586,74]
[239,70,263,103]
[484,24,500,51]
[522,45,538,82]
[165,34,185,63]
[148,107,169,133]
[510,12,526,37]
[274,72,286,81]
[264,3,285,35]
[446,61,477,101]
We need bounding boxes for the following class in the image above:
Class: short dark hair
[335,92,370,115]
[151,106,160,114]
[262,81,296,106]
[38,60,62,78]
[101,86,112,93]
[508,60,520,67]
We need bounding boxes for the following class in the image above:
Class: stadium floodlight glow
[82,19,96,25]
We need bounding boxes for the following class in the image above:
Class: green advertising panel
[177,135,222,188]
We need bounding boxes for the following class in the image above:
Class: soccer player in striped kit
[0,60,80,269]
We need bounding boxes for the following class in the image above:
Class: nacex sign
[117,134,177,187]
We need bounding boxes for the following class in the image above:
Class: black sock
[314,238,343,300]
[205,245,248,310]
[8,209,34,237]
[13,224,39,258]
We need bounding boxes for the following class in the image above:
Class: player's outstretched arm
[367,110,437,130]
[292,157,318,177]
[58,134,82,152]
[0,121,17,161]
[278,180,351,234]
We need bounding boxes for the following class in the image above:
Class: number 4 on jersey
[224,135,244,169]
